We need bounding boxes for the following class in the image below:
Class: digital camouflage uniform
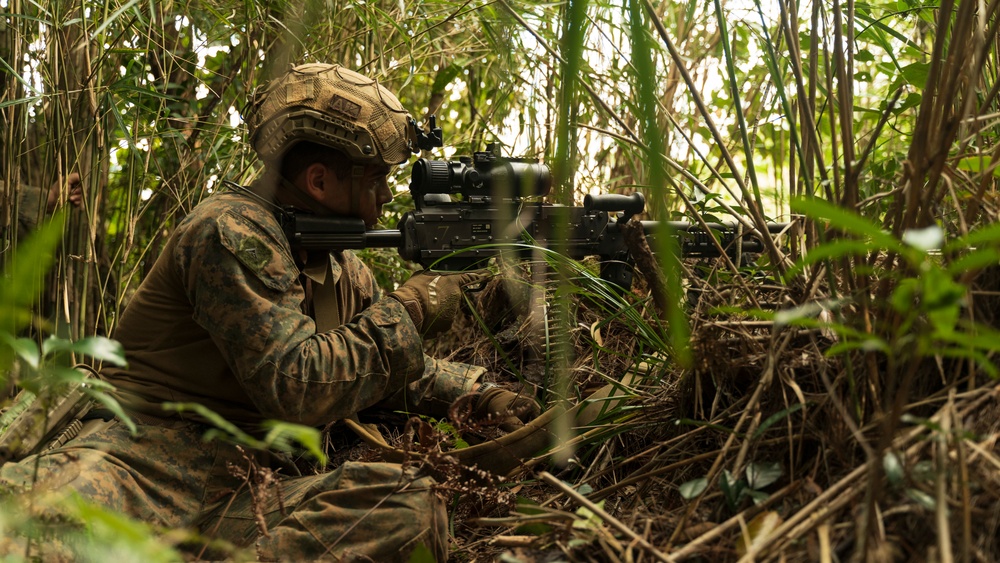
[0,189,482,561]
[1,180,48,246]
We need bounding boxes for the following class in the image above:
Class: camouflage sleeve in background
[0,180,47,243]
[172,197,426,427]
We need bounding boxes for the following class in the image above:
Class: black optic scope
[408,144,551,208]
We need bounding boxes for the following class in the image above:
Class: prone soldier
[0,63,537,561]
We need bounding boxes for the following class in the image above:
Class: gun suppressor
[285,214,404,250]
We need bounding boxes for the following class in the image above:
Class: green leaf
[0,212,65,337]
[86,389,137,434]
[43,336,127,367]
[791,197,902,252]
[773,301,826,327]
[431,64,465,94]
[785,239,881,281]
[746,461,782,489]
[946,248,1000,275]
[64,494,186,563]
[883,451,904,486]
[163,402,264,449]
[890,278,918,313]
[752,403,806,438]
[856,49,875,62]
[47,366,100,386]
[573,503,605,531]
[906,488,936,510]
[719,469,743,509]
[261,421,328,466]
[955,155,1000,178]
[897,61,930,90]
[947,221,1000,251]
[825,338,891,356]
[747,489,770,505]
[679,477,708,500]
[1,334,40,369]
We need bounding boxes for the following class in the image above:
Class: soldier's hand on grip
[389,270,490,336]
[471,385,541,432]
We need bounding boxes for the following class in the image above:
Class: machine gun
[278,120,784,288]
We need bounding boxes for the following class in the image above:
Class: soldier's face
[315,163,393,228]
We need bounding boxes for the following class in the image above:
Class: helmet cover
[246,63,418,166]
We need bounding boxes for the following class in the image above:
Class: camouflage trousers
[0,418,447,561]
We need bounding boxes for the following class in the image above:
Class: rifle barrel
[363,229,404,248]
[641,221,788,234]
[639,220,788,258]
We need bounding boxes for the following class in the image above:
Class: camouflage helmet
[246,63,418,166]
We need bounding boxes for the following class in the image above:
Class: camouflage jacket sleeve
[16,183,46,238]
[172,193,426,427]
[0,180,46,242]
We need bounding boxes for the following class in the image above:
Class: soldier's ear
[301,162,329,201]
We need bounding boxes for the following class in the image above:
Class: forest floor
[380,261,1000,563]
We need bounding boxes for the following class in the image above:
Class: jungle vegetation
[3,0,1000,560]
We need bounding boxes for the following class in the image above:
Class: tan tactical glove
[389,270,490,336]
[471,385,541,432]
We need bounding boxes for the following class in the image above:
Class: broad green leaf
[1,334,40,369]
[48,366,99,386]
[883,451,904,486]
[69,337,127,367]
[890,278,918,313]
[897,61,930,90]
[791,197,901,251]
[956,155,1000,178]
[42,336,127,366]
[679,477,708,500]
[746,461,782,489]
[0,212,65,336]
